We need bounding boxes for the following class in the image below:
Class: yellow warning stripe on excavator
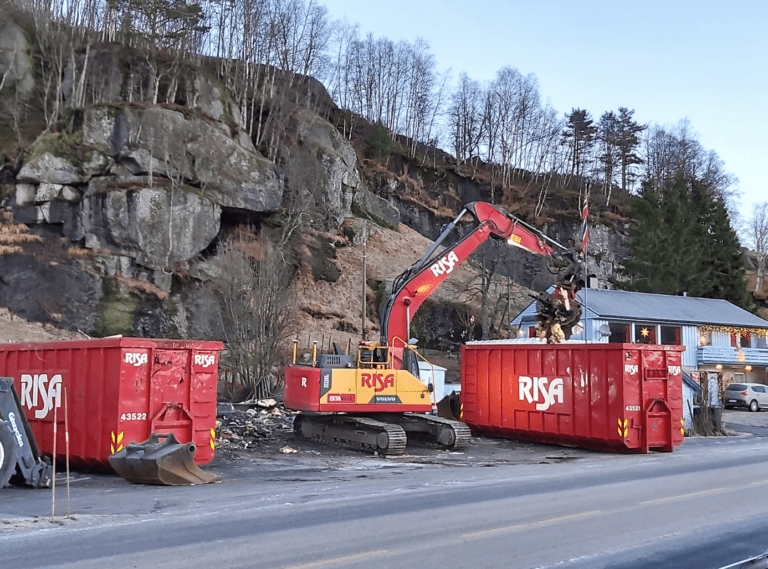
[210,427,216,450]
[680,418,685,435]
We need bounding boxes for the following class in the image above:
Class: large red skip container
[0,337,223,469]
[461,342,685,453]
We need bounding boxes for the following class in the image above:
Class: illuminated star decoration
[641,327,649,337]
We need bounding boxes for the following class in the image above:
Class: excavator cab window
[401,348,420,379]
[358,345,389,369]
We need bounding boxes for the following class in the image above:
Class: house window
[634,323,657,344]
[660,326,682,346]
[608,322,630,343]
[699,331,712,346]
[731,331,751,348]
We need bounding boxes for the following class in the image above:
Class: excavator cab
[358,343,390,369]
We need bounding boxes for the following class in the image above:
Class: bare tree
[207,229,295,398]
[449,72,484,169]
[639,120,739,211]
[745,203,768,295]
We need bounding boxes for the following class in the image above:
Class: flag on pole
[580,203,589,254]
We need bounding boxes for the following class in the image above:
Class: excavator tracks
[293,413,471,455]
[295,414,408,455]
[394,413,472,450]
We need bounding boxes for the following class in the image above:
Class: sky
[321,0,767,226]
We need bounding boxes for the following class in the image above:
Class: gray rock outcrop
[0,19,34,98]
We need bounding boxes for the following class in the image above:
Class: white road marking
[282,549,388,569]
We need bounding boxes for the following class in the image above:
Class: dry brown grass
[67,247,93,259]
[602,210,630,223]
[0,245,22,255]
[114,275,169,300]
[399,191,455,219]
[0,222,43,254]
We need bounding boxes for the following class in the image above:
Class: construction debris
[216,401,297,452]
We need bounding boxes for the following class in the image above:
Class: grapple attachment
[436,391,462,422]
[109,433,219,486]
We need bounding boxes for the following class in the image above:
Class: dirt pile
[0,306,84,344]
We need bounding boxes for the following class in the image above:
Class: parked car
[723,383,768,412]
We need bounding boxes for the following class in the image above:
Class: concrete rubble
[215,400,297,451]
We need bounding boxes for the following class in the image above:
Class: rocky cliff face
[0,17,629,341]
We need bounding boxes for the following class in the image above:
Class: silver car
[723,383,768,412]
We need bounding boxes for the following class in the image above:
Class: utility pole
[361,241,367,341]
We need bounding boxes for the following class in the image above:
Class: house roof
[512,288,768,329]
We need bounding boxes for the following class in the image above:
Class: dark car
[723,383,768,412]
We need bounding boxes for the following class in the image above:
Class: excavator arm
[380,202,583,349]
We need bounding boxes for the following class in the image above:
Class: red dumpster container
[0,337,223,469]
[460,342,685,453]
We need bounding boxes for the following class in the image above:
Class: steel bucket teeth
[109,433,219,486]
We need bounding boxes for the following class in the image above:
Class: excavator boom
[381,201,583,348]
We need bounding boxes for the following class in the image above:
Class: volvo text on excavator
[283,201,584,455]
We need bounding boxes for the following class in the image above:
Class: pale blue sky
[321,0,767,223]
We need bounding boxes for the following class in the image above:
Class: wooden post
[65,388,71,519]
[51,404,57,522]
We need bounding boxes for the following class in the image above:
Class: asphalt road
[2,409,768,569]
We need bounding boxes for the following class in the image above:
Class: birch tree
[746,203,768,295]
[449,73,484,168]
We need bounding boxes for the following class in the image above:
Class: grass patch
[93,278,140,337]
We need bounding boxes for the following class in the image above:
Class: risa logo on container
[430,251,460,277]
[519,376,564,411]
[194,354,216,368]
[125,352,148,367]
[20,374,61,419]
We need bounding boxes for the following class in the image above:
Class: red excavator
[283,202,584,454]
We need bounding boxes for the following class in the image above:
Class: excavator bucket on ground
[109,433,219,486]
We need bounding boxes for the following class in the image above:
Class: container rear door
[149,350,193,444]
[641,349,674,452]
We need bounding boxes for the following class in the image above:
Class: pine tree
[621,175,753,311]
[691,183,753,310]
[615,108,646,192]
[621,178,699,294]
[562,109,597,179]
